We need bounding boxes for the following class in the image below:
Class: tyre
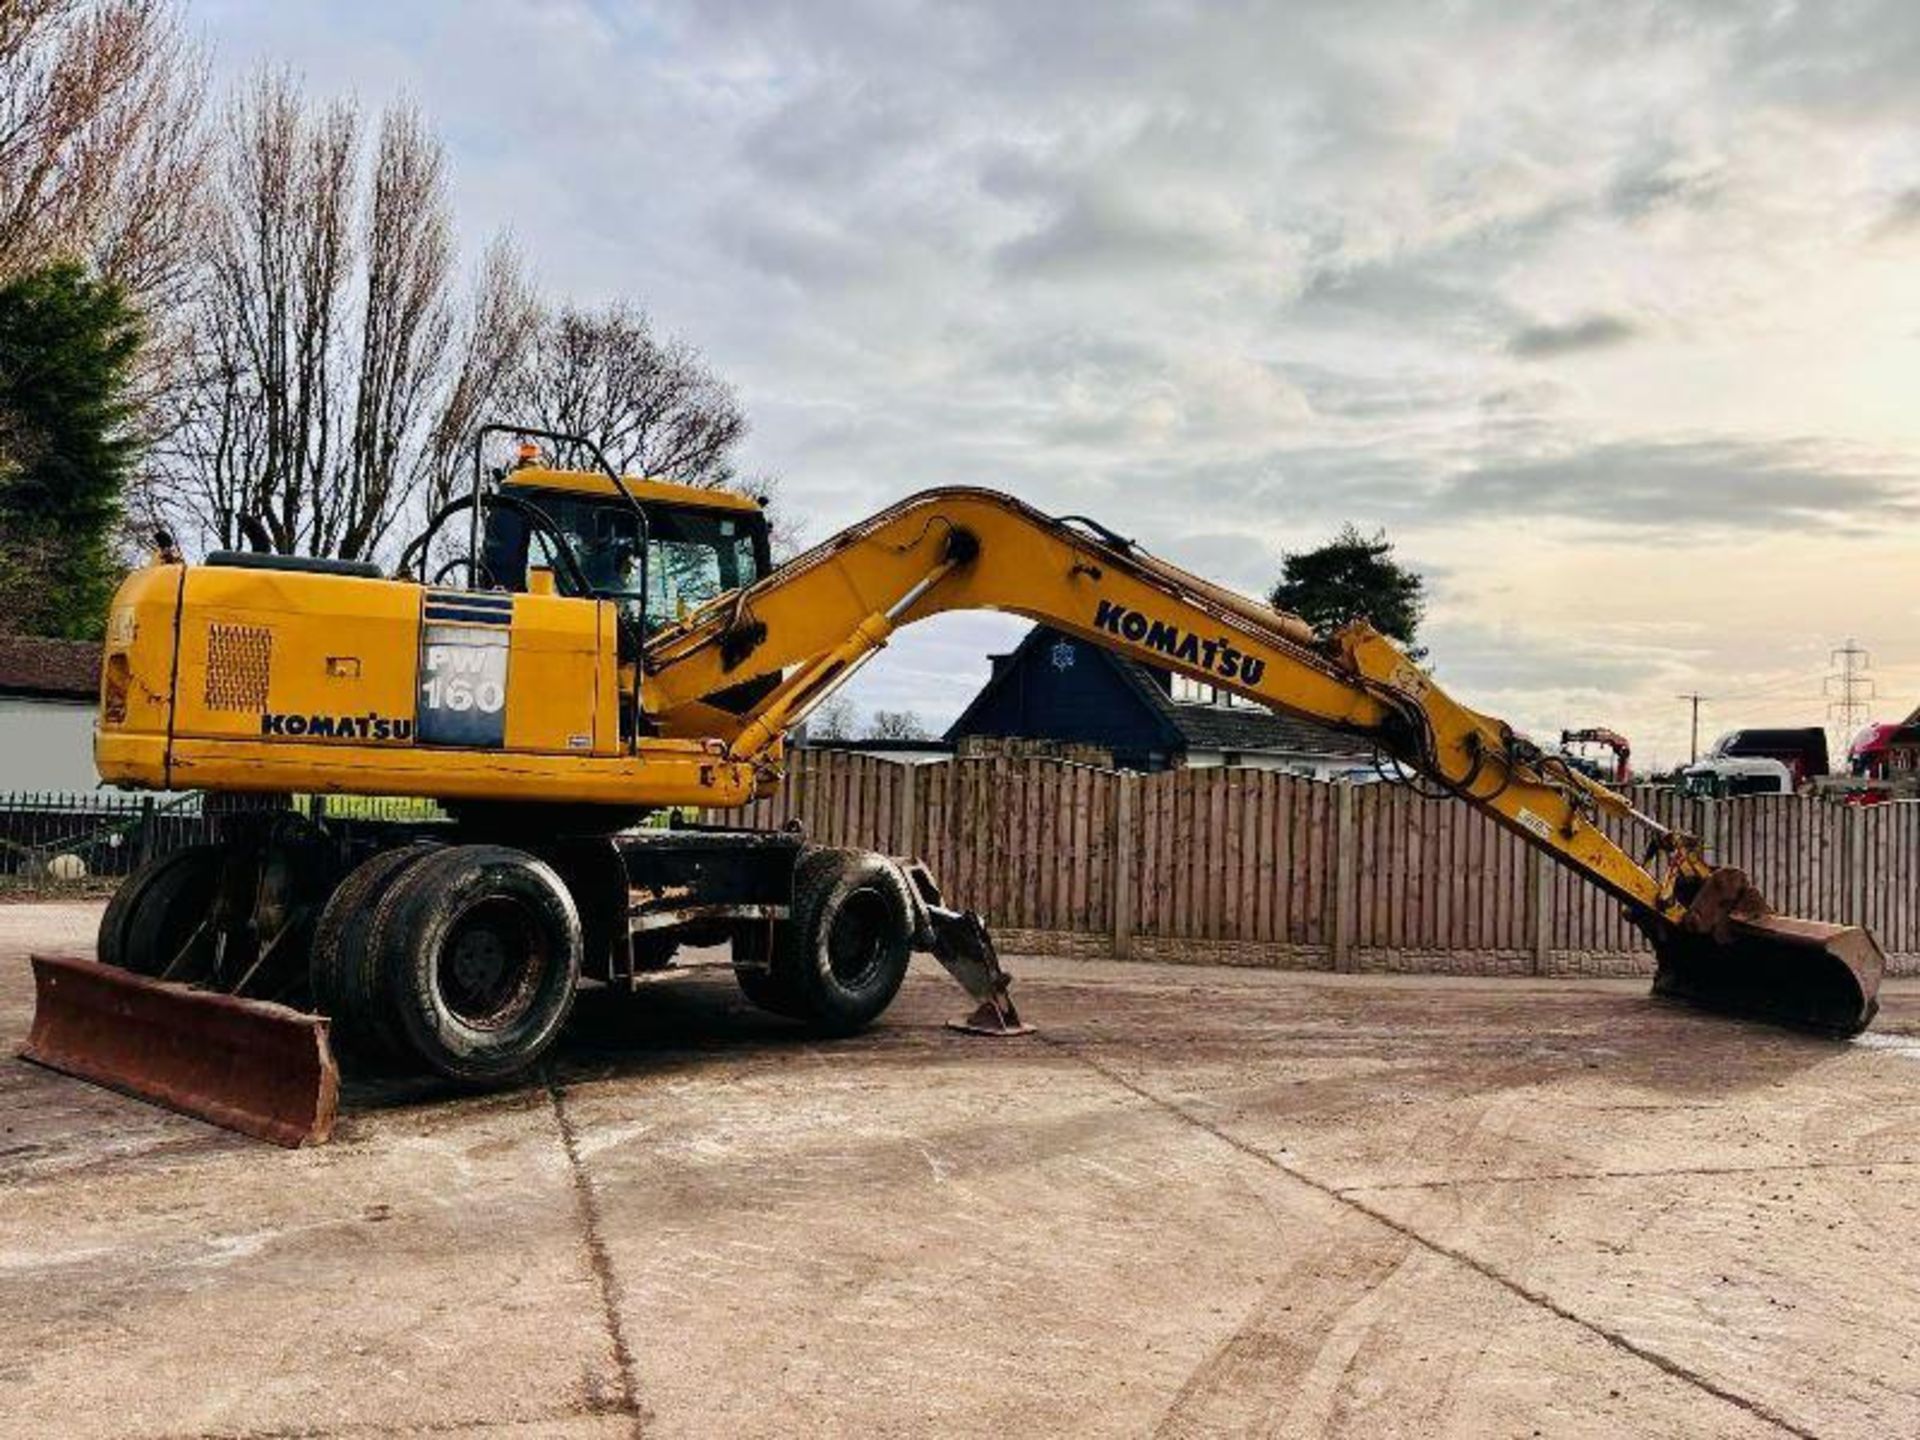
[375,845,583,1084]
[98,849,169,970]
[308,842,443,1059]
[732,923,805,1018]
[746,848,913,1035]
[97,844,225,979]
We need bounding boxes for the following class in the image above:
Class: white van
[1678,756,1794,798]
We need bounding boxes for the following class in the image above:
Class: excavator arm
[642,487,1882,1034]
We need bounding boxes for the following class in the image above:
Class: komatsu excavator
[24,426,1886,1145]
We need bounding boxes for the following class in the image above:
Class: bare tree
[500,299,747,484]
[146,73,533,559]
[336,102,454,558]
[866,709,929,741]
[0,0,207,306]
[139,69,773,564]
[804,694,858,744]
[423,237,539,513]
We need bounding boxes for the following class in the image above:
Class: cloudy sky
[186,0,1920,766]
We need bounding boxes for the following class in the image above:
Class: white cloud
[184,0,1920,766]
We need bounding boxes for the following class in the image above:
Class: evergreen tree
[0,262,141,638]
[1269,524,1425,652]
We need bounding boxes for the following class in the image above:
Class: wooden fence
[710,751,1920,976]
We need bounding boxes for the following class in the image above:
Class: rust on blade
[21,954,338,1147]
[1649,867,1884,1037]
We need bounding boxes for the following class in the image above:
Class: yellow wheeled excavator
[24,425,1885,1145]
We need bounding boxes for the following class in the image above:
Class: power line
[1711,673,1824,705]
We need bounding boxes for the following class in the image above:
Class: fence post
[1696,797,1717,864]
[1527,846,1551,974]
[894,761,917,857]
[133,794,156,867]
[1331,780,1356,973]
[790,752,811,836]
[1112,772,1138,959]
[1849,804,1868,927]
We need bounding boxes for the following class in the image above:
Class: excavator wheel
[737,848,913,1035]
[97,843,226,981]
[372,844,583,1085]
[308,842,444,1061]
[732,923,806,1019]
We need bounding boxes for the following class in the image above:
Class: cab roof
[501,465,763,516]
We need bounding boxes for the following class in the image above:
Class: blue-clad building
[944,625,1373,777]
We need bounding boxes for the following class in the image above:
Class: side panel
[174,568,420,746]
[500,591,604,754]
[98,561,642,799]
[168,571,605,758]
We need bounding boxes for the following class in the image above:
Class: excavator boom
[644,487,1881,1035]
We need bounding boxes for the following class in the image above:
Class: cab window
[488,489,765,630]
[644,508,761,624]
[529,498,645,598]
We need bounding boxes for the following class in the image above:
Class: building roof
[0,635,100,701]
[950,624,1374,760]
[1104,643,1374,758]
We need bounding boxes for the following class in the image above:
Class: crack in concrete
[1046,1038,1825,1440]
[547,1076,646,1439]
[1341,1156,1920,1194]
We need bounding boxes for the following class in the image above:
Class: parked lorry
[24,426,1888,1144]
[1848,721,1920,783]
[1702,727,1830,786]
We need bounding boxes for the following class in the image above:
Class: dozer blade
[1650,870,1884,1037]
[21,954,338,1147]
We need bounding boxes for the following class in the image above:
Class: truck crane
[1559,727,1632,785]
[24,427,1886,1145]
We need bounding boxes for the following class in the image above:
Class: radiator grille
[204,623,272,711]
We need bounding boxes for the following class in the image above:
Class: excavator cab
[481,464,771,634]
[395,423,772,635]
[392,425,778,741]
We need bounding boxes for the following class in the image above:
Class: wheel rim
[437,898,547,1030]
[825,888,889,989]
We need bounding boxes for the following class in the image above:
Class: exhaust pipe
[22,955,339,1147]
[1649,869,1884,1037]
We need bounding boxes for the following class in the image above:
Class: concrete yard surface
[3,899,1919,1438]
